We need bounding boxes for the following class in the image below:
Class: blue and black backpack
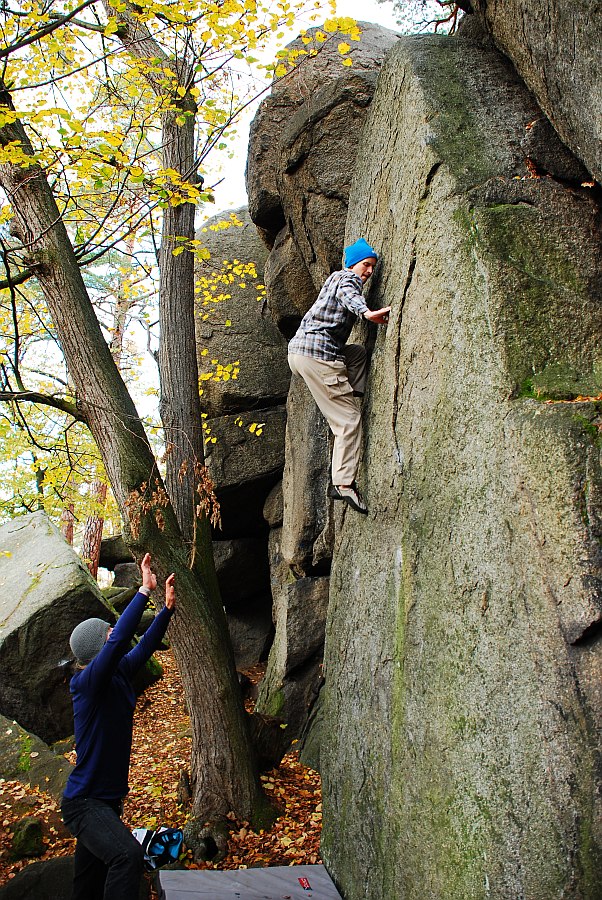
[132,826,184,870]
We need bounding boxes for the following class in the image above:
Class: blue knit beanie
[344,238,378,269]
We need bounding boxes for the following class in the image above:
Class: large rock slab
[254,532,328,746]
[205,406,286,492]
[321,34,602,900]
[247,22,396,233]
[276,69,383,288]
[263,225,318,338]
[258,574,329,691]
[195,207,290,416]
[256,568,327,736]
[0,857,75,900]
[469,0,602,184]
[0,513,113,743]
[247,23,399,286]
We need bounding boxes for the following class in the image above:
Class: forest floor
[0,650,322,894]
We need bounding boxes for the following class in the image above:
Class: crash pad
[157,864,342,899]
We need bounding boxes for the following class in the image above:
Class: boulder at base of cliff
[0,714,73,801]
[0,513,114,743]
[10,817,45,860]
[0,857,149,900]
[99,533,133,571]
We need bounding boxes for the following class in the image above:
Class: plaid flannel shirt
[288,269,369,361]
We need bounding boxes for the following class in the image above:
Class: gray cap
[69,618,111,663]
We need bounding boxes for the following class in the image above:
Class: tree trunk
[60,503,75,544]
[158,108,206,544]
[0,97,266,825]
[81,480,107,579]
[101,0,223,619]
[157,107,223,601]
[103,0,217,576]
[109,232,136,371]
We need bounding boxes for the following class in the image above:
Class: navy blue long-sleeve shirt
[63,591,173,801]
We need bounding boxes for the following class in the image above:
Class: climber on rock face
[287,237,391,515]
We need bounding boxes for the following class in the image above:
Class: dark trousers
[61,796,144,900]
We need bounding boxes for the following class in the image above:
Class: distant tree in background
[380,0,469,32]
[0,255,137,529]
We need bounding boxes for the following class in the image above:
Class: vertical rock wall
[247,25,399,743]
[321,34,602,900]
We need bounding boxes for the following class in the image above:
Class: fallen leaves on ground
[201,755,322,872]
[124,650,192,832]
[0,649,322,888]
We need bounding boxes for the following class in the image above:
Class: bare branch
[0,266,34,289]
[46,10,106,34]
[0,389,86,422]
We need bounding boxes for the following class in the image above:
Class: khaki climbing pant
[288,344,366,486]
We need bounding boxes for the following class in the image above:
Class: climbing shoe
[329,483,368,515]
